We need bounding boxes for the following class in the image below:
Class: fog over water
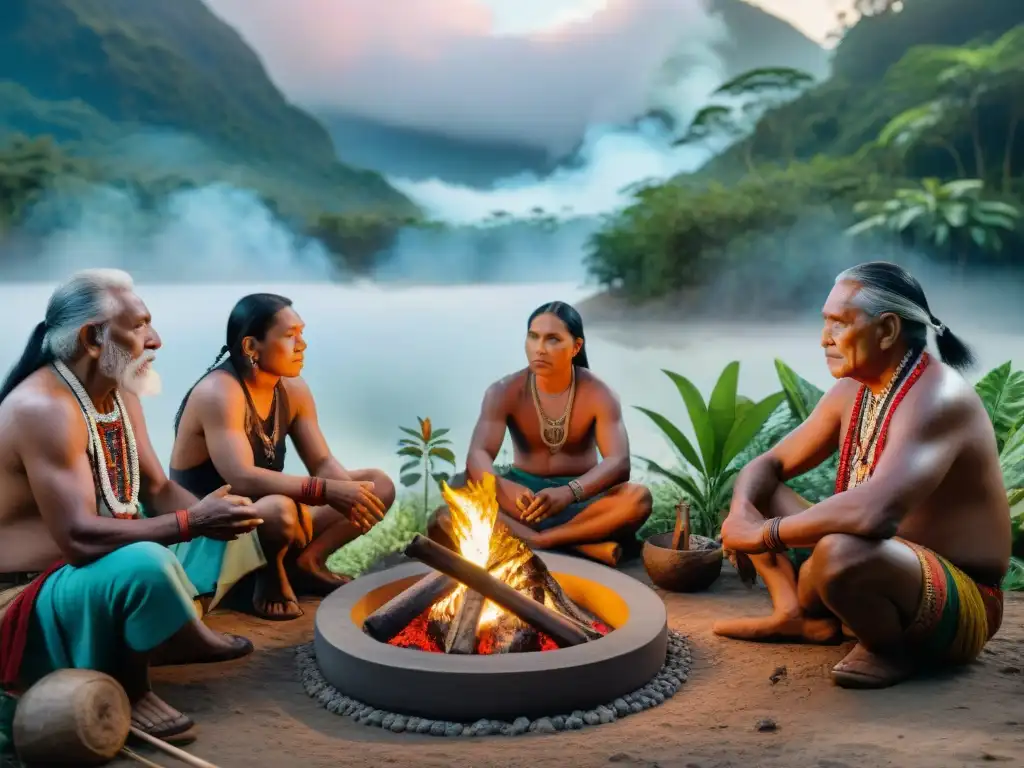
[2,281,1021,483]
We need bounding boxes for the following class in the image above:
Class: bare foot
[831,643,917,689]
[129,691,195,744]
[252,563,303,621]
[293,551,352,596]
[712,613,842,644]
[151,621,255,666]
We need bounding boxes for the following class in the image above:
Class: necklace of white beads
[53,359,140,518]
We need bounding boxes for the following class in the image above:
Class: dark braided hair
[173,293,293,433]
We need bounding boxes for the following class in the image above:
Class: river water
[3,282,1022,483]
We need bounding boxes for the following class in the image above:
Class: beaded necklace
[835,349,930,493]
[53,360,140,518]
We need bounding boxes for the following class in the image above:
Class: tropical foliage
[634,363,785,537]
[397,417,457,517]
[637,357,1024,591]
[845,178,1022,269]
[587,13,1024,302]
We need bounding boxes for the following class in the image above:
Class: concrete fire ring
[313,553,669,722]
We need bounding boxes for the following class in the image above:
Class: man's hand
[326,480,387,533]
[188,485,263,541]
[720,501,770,555]
[497,478,534,520]
[521,486,575,526]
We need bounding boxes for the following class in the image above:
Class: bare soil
[116,560,1024,768]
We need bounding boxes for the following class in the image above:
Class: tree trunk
[925,139,966,178]
[1002,109,1021,194]
[969,105,986,182]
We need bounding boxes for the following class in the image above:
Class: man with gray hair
[714,261,1010,689]
[0,269,265,743]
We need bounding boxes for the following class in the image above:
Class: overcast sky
[205,0,845,152]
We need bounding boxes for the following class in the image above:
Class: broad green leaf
[429,446,457,465]
[399,460,420,474]
[845,214,886,236]
[429,428,451,441]
[400,473,422,487]
[942,201,969,227]
[662,370,715,472]
[707,361,740,472]
[634,406,704,472]
[735,395,754,423]
[432,472,451,487]
[974,363,1024,447]
[1000,417,1024,491]
[398,438,419,447]
[398,445,424,458]
[774,358,823,421]
[638,457,703,502]
[429,438,453,447]
[721,391,787,468]
[399,426,423,441]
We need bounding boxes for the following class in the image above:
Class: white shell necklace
[53,359,140,518]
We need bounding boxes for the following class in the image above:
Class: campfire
[363,474,612,655]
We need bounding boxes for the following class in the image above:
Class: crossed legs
[713,484,924,687]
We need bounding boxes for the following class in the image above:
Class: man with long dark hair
[431,301,652,565]
[170,293,393,620]
[716,262,1010,689]
[0,269,266,742]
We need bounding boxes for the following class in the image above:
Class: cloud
[204,0,727,154]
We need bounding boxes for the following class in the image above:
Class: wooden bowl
[642,531,723,592]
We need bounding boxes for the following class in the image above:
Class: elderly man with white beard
[0,269,266,744]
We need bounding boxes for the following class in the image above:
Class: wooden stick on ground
[121,745,170,768]
[404,534,593,648]
[129,727,222,768]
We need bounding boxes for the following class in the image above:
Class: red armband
[175,509,193,542]
[299,477,327,505]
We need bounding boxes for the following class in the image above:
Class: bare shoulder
[485,369,529,406]
[281,375,315,409]
[914,361,984,425]
[821,377,862,411]
[4,371,88,454]
[575,368,620,408]
[190,369,246,417]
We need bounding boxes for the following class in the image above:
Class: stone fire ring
[303,553,691,735]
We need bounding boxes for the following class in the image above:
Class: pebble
[297,630,692,737]
[534,717,556,734]
[756,718,778,732]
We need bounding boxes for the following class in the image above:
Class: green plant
[634,363,785,538]
[845,178,1021,270]
[883,25,1024,190]
[397,417,457,519]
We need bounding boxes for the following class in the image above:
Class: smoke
[204,0,729,155]
[2,182,334,282]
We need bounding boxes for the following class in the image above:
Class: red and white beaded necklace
[53,359,140,518]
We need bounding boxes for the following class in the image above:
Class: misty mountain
[314,0,828,188]
[0,0,414,214]
[708,0,830,80]
[316,111,556,187]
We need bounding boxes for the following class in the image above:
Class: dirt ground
[116,559,1024,768]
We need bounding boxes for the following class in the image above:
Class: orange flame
[428,472,532,629]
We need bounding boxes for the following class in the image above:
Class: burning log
[404,534,594,648]
[363,571,459,643]
[444,589,486,654]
